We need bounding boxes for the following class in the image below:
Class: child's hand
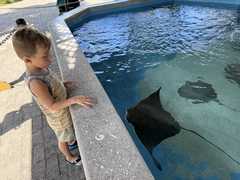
[63,81,78,91]
[70,96,96,108]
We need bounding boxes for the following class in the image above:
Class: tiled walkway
[0,1,85,179]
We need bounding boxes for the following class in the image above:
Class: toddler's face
[30,46,52,69]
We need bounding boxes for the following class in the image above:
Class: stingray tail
[180,126,240,166]
[215,100,240,112]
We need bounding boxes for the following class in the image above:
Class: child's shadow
[0,101,42,136]
[0,72,42,136]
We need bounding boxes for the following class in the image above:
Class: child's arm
[29,79,94,113]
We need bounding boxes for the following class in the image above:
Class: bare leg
[68,139,76,145]
[58,141,78,161]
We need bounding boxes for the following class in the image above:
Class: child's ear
[23,56,32,64]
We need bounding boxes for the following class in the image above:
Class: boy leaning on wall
[12,26,95,165]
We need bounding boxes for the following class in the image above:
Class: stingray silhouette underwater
[126,85,240,171]
[178,80,239,112]
[225,63,240,87]
[126,88,181,170]
[177,80,218,104]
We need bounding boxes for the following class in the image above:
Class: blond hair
[12,27,51,59]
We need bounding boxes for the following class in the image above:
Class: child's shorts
[55,126,75,142]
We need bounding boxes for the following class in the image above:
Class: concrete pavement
[0,1,85,179]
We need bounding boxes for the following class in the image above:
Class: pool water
[72,4,240,179]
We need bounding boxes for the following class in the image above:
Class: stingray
[126,88,181,170]
[127,87,240,171]
[178,80,239,112]
[224,64,240,86]
[177,80,219,104]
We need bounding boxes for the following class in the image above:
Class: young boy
[12,27,94,165]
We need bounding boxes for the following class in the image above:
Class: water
[72,4,240,179]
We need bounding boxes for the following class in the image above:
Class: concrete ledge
[65,0,173,28]
[174,0,240,8]
[49,19,154,179]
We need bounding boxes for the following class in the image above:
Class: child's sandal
[65,155,82,166]
[68,140,78,151]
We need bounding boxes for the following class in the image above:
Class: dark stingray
[225,64,240,86]
[126,88,181,170]
[178,80,218,104]
[178,80,239,111]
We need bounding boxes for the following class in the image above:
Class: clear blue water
[72,4,240,179]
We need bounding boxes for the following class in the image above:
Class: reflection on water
[73,4,240,179]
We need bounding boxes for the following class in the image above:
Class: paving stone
[32,114,43,134]
[46,154,60,180]
[32,130,44,147]
[33,143,45,164]
[21,102,42,119]
[32,160,46,180]
[42,115,49,129]
[45,142,58,160]
[43,124,56,142]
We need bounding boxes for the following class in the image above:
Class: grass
[0,0,22,5]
